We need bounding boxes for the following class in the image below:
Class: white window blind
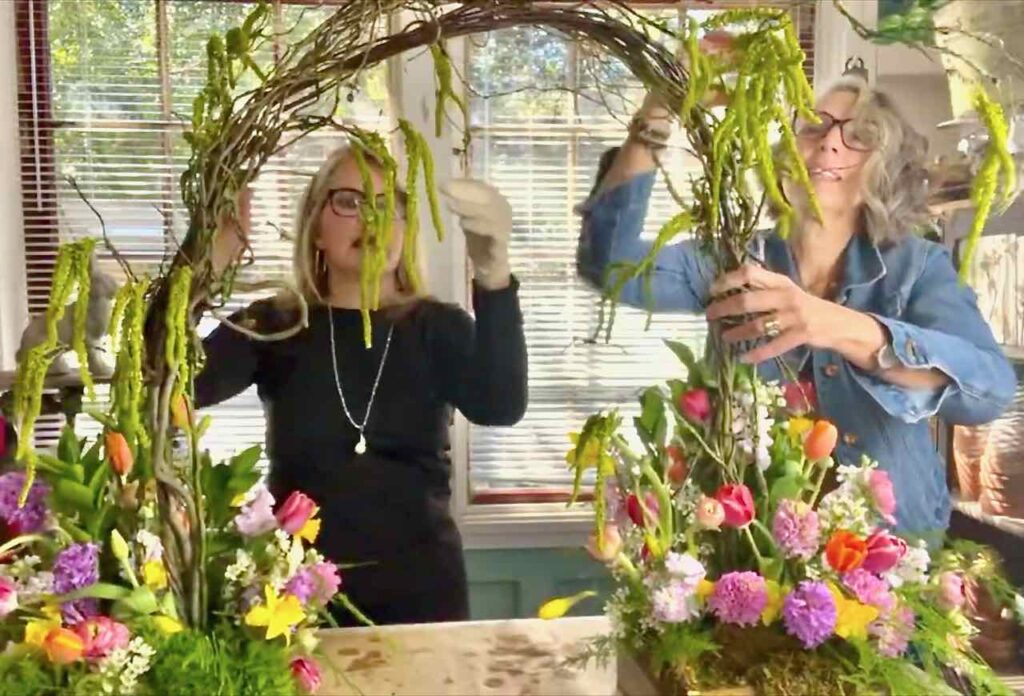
[18,0,391,461]
[464,4,815,503]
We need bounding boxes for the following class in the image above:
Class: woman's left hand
[441,179,512,290]
[705,264,835,364]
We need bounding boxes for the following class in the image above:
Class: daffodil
[761,580,787,625]
[787,417,813,443]
[537,590,597,620]
[297,516,321,544]
[143,560,168,590]
[244,585,305,644]
[696,579,715,603]
[152,615,184,635]
[829,584,879,640]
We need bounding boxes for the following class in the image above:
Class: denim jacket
[577,170,1017,539]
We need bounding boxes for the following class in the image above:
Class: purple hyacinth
[783,580,837,649]
[53,543,99,624]
[842,569,894,612]
[772,499,821,560]
[708,571,768,627]
[285,569,317,604]
[0,472,49,534]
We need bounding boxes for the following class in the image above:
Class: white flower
[651,580,701,623]
[98,636,155,695]
[664,552,705,592]
[817,490,872,536]
[135,530,163,562]
[225,549,257,586]
[883,541,930,588]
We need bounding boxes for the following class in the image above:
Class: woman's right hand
[211,186,252,276]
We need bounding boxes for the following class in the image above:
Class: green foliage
[145,625,298,696]
[201,445,262,531]
[0,648,64,696]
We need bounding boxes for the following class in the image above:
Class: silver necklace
[327,306,394,454]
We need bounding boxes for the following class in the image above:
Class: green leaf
[770,474,809,504]
[229,444,262,475]
[54,479,96,513]
[116,586,159,615]
[62,521,93,544]
[635,387,667,449]
[664,340,697,374]
[88,462,111,500]
[84,409,116,430]
[35,454,73,478]
[57,425,81,464]
[60,582,132,603]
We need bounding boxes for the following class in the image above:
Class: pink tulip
[938,571,966,612]
[72,616,130,660]
[714,484,755,528]
[867,470,897,525]
[291,656,323,694]
[783,380,818,414]
[679,388,712,423]
[861,530,908,574]
[695,496,725,530]
[276,491,318,535]
[0,577,17,618]
[585,524,623,563]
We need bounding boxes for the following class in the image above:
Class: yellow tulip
[537,590,597,620]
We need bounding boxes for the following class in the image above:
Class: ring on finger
[763,316,782,339]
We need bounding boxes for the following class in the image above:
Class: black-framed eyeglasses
[792,110,879,153]
[326,187,408,220]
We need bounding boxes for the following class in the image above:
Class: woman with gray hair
[577,65,1015,544]
[195,146,527,625]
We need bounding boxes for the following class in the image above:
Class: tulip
[0,577,17,618]
[105,431,133,476]
[714,484,755,528]
[679,388,712,423]
[291,656,323,694]
[867,469,898,525]
[275,491,318,536]
[861,530,907,574]
[803,421,838,461]
[825,530,868,573]
[625,492,659,528]
[537,590,596,620]
[42,627,84,664]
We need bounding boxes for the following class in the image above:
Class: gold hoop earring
[315,249,327,276]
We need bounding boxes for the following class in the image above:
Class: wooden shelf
[953,497,1024,540]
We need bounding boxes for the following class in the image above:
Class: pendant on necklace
[355,433,367,455]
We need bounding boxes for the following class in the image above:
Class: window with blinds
[464,4,815,503]
[17,0,390,461]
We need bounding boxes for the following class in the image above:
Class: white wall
[0,2,27,372]
[877,73,958,158]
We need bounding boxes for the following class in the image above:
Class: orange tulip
[42,627,84,664]
[825,530,868,573]
[803,420,838,461]
[105,431,133,476]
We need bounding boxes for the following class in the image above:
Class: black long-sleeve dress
[195,280,528,625]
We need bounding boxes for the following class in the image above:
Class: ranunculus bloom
[290,656,323,694]
[625,492,659,528]
[105,431,133,476]
[861,530,907,574]
[585,524,622,563]
[43,627,84,664]
[666,446,688,486]
[679,388,712,423]
[276,491,318,536]
[0,577,17,618]
[714,484,755,528]
[825,530,868,573]
[73,616,130,660]
[867,469,897,525]
[938,571,966,612]
[695,496,725,530]
[803,421,838,461]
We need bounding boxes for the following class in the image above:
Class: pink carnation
[708,572,767,627]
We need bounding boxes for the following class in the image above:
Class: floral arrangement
[0,417,349,694]
[560,346,1017,694]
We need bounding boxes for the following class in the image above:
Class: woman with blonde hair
[577,57,1015,544]
[196,145,527,625]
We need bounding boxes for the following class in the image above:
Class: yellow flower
[297,517,321,544]
[566,433,600,468]
[230,491,248,507]
[25,617,60,649]
[761,580,786,626]
[143,560,168,590]
[244,585,305,644]
[152,615,184,635]
[696,579,715,602]
[829,584,879,641]
[537,590,597,620]
[787,417,813,443]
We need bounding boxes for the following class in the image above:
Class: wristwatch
[872,341,899,373]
